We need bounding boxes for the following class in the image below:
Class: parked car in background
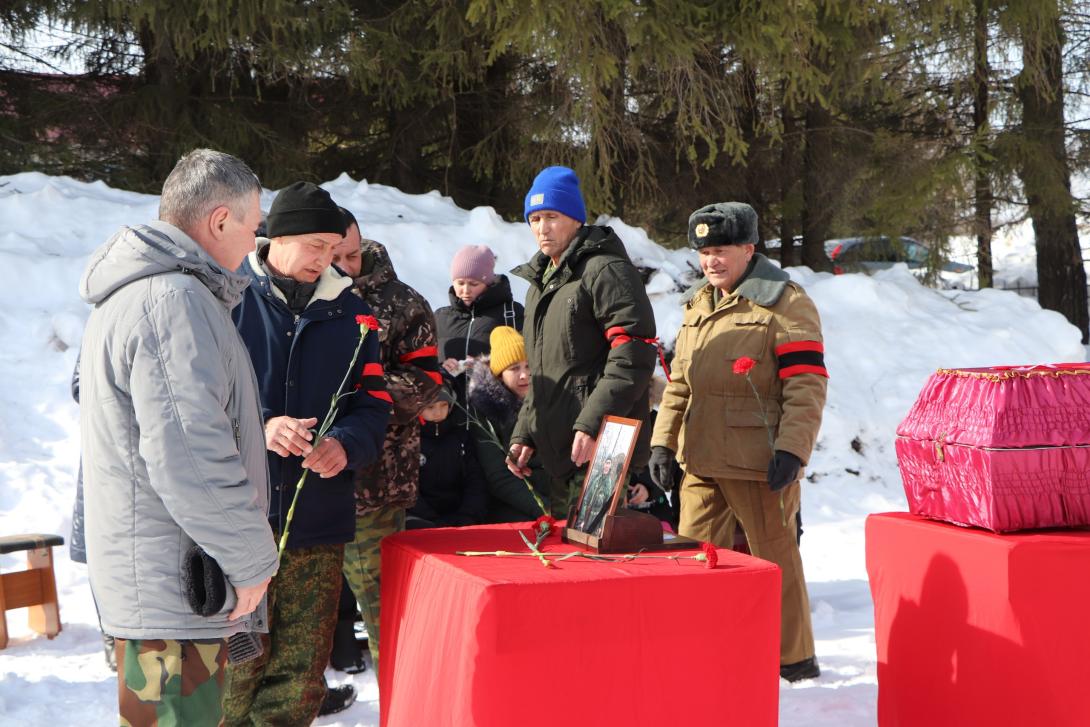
[825,236,974,275]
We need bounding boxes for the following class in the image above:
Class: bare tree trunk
[780,82,801,268]
[590,11,630,219]
[802,101,834,271]
[1019,4,1088,342]
[973,0,994,288]
[387,105,431,195]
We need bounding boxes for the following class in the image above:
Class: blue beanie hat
[524,166,587,224]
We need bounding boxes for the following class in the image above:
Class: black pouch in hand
[182,545,264,664]
[182,545,227,616]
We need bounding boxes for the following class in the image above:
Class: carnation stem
[457,401,548,516]
[517,530,553,568]
[456,550,708,564]
[744,372,787,531]
[277,323,373,562]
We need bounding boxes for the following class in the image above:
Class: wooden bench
[0,534,64,649]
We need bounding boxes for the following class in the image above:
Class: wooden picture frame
[563,416,697,553]
[570,415,641,538]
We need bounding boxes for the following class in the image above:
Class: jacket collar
[246,240,351,308]
[466,355,524,427]
[511,225,628,288]
[684,253,790,311]
[351,239,398,292]
[80,221,251,309]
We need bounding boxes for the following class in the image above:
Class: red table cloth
[380,522,781,727]
[867,512,1090,727]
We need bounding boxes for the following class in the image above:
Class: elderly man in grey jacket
[78,149,278,727]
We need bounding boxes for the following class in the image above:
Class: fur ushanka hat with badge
[687,202,758,249]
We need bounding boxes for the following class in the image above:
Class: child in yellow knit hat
[466,326,543,522]
[488,326,530,399]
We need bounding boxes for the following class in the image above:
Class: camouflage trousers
[342,506,405,677]
[222,542,343,726]
[117,637,227,727]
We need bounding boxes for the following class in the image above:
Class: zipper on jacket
[464,307,475,359]
[232,418,241,450]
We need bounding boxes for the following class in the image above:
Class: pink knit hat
[450,244,497,284]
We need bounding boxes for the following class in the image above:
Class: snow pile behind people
[0,171,1083,726]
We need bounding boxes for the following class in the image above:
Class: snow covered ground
[0,172,1083,725]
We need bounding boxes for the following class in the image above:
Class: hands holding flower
[265,416,318,457]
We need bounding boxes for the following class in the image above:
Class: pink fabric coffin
[896,364,1090,531]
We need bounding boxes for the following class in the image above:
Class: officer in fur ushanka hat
[650,199,829,683]
[687,201,758,249]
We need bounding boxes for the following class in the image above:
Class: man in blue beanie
[507,166,657,518]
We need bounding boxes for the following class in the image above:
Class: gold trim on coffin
[935,367,1090,383]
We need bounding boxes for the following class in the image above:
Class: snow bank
[0,172,1082,725]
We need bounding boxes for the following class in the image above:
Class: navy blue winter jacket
[233,250,392,549]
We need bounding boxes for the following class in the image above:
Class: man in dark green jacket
[507,166,657,518]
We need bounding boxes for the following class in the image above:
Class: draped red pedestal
[380,522,781,727]
[867,512,1090,727]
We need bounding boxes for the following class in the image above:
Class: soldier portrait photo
[572,418,639,536]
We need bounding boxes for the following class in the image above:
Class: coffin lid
[896,363,1090,448]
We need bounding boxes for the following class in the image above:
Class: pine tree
[1011,0,1088,341]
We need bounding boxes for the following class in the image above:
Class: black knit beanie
[266,182,346,238]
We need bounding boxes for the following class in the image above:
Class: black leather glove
[648,446,677,491]
[767,450,802,492]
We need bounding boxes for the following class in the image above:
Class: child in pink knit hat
[436,244,525,375]
[449,244,497,307]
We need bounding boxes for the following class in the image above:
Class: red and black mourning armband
[605,326,671,381]
[399,345,443,385]
[361,362,394,403]
[775,341,829,379]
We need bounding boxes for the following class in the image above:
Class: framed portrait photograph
[570,416,642,538]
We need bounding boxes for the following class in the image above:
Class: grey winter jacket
[78,221,279,640]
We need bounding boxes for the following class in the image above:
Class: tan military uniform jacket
[652,254,828,481]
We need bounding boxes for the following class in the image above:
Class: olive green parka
[511,225,657,480]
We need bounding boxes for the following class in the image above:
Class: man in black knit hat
[224,181,392,723]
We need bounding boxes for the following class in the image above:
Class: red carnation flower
[356,314,381,331]
[527,514,557,547]
[700,542,718,569]
[732,357,756,375]
[533,514,557,537]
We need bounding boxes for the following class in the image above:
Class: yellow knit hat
[489,326,526,376]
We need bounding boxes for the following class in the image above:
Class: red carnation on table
[533,514,556,537]
[355,314,381,331]
[699,542,718,569]
[529,514,557,547]
[732,356,756,375]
